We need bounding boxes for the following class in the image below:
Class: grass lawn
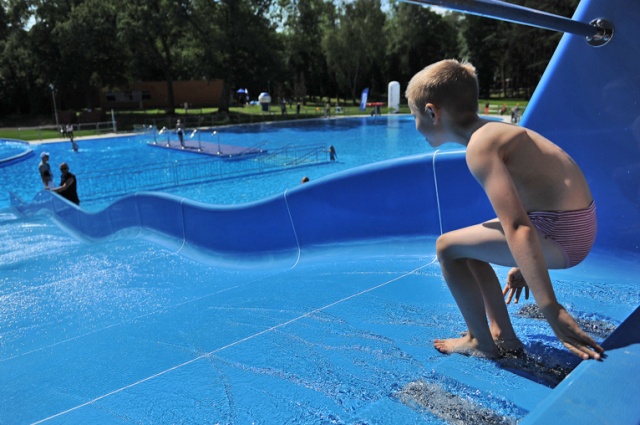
[0,128,105,142]
[0,99,528,142]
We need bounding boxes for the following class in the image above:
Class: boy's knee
[436,233,456,261]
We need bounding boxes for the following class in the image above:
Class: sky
[337,0,446,14]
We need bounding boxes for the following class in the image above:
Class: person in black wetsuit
[51,162,80,205]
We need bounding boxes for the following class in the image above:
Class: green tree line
[0,0,578,119]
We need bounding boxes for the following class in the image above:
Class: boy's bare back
[467,121,593,213]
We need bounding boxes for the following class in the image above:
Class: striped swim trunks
[528,201,597,268]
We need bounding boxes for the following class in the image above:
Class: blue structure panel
[433,151,494,233]
[181,196,298,254]
[134,192,187,241]
[287,155,440,246]
[522,0,640,254]
[104,195,143,238]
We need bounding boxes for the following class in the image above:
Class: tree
[459,14,503,98]
[0,0,39,115]
[0,0,583,121]
[54,0,127,109]
[183,0,284,112]
[458,0,580,99]
[278,0,334,101]
[384,3,459,87]
[321,0,387,101]
[501,0,578,98]
[117,0,191,114]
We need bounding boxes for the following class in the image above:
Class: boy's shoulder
[468,122,512,152]
[466,122,528,173]
[472,120,528,143]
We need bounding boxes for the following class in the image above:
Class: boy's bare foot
[459,331,525,357]
[434,335,499,359]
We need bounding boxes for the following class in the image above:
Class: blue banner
[359,88,369,111]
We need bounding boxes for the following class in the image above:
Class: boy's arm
[467,145,557,307]
[467,144,603,360]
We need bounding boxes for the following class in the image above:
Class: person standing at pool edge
[405,59,603,360]
[51,162,80,205]
[176,119,185,148]
[38,152,53,189]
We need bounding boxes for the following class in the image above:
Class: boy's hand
[543,304,605,360]
[503,267,529,303]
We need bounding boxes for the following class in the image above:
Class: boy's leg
[434,219,565,357]
[434,253,501,358]
[467,259,523,352]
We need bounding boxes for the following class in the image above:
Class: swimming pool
[1,116,457,210]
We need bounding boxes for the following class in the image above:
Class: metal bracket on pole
[586,18,613,47]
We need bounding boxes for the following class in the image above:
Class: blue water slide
[11,151,489,260]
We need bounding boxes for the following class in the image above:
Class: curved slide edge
[0,139,34,168]
[10,152,492,266]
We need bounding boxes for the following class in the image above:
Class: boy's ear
[425,103,437,120]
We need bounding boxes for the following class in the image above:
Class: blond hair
[405,59,479,116]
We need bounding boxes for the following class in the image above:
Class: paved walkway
[25,132,134,145]
[21,113,514,146]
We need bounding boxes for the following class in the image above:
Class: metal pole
[49,84,59,128]
[111,109,117,132]
[214,131,221,155]
[400,0,612,44]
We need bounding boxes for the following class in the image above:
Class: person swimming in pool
[406,59,603,360]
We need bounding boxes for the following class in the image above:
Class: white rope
[32,259,437,424]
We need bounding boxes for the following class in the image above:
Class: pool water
[0,139,32,166]
[0,140,28,158]
[1,116,458,210]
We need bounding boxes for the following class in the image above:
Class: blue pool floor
[1,210,638,424]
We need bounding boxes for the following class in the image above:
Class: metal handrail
[236,140,269,156]
[259,144,325,162]
[79,143,330,202]
[400,0,613,46]
[283,146,326,166]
